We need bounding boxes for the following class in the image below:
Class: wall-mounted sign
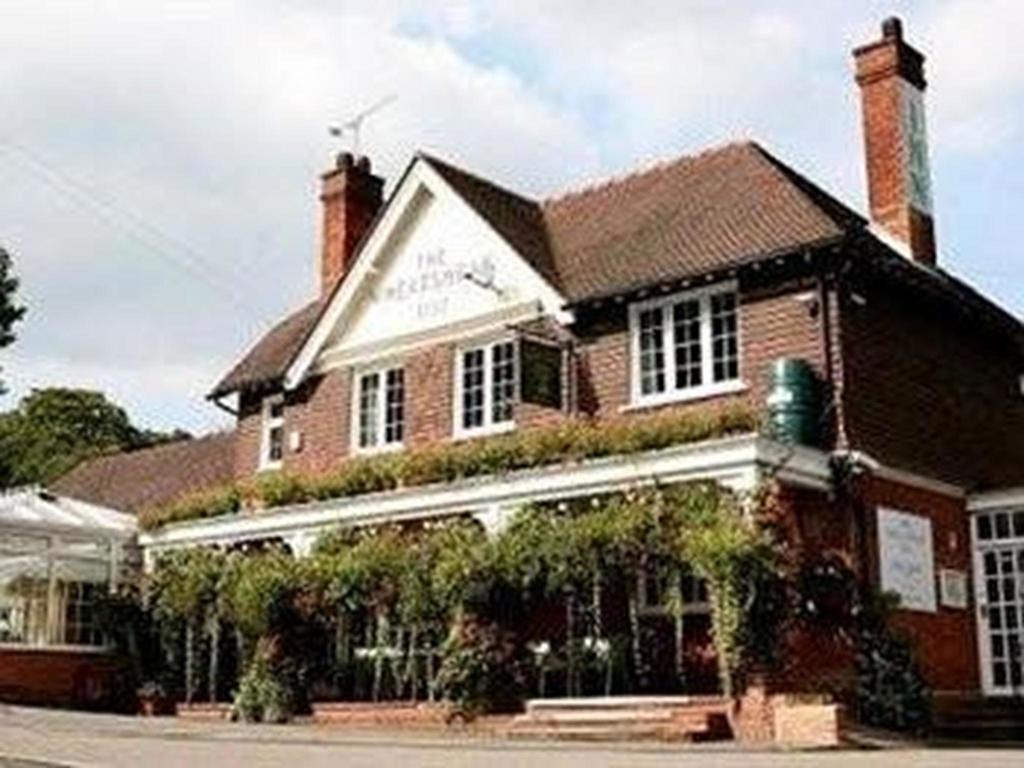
[878,507,937,613]
[939,568,969,610]
[902,82,933,215]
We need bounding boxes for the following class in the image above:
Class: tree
[0,247,27,394]
[0,387,190,487]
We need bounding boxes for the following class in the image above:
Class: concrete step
[526,695,726,714]
[508,722,707,743]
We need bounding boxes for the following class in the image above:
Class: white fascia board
[138,435,834,552]
[968,487,1024,512]
[284,157,571,390]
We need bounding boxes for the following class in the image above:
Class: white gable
[290,159,567,381]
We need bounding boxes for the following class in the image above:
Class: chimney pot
[881,16,903,40]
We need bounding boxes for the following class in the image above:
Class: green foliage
[221,548,298,643]
[0,387,191,488]
[234,637,295,723]
[150,547,226,626]
[671,484,782,697]
[0,247,25,355]
[140,404,757,531]
[435,616,525,717]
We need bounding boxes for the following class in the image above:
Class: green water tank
[766,358,823,447]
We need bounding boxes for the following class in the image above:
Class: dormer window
[259,395,285,471]
[629,284,743,406]
[455,339,517,436]
[354,366,405,453]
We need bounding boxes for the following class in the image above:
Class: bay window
[630,284,742,405]
[355,366,405,452]
[456,339,517,435]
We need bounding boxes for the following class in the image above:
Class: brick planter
[311,701,449,728]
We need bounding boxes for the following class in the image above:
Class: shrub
[435,616,525,718]
[140,403,758,531]
[233,638,295,724]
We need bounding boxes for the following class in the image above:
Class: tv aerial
[328,94,397,157]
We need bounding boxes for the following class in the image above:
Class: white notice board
[877,507,937,613]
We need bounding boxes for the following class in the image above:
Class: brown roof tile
[209,141,865,396]
[51,431,236,513]
[210,300,323,398]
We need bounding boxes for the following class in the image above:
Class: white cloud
[0,0,1020,434]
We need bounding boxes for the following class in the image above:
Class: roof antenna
[328,94,397,157]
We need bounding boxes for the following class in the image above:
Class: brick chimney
[320,151,384,294]
[854,17,936,266]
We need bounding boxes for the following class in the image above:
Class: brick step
[517,710,710,728]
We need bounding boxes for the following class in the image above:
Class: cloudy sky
[1,0,1022,434]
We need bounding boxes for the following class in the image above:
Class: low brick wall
[0,647,133,712]
[311,701,449,728]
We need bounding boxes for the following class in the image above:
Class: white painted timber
[139,435,833,553]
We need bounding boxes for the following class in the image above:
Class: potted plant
[137,681,175,717]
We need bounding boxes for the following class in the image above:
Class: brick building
[52,18,1024,707]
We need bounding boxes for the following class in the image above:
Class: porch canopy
[0,488,136,650]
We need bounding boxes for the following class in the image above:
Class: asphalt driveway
[0,705,1021,768]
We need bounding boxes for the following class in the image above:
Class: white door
[973,509,1024,696]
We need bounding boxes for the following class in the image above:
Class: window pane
[672,299,703,390]
[710,292,739,383]
[53,558,109,647]
[491,341,516,424]
[384,368,405,444]
[0,550,49,645]
[462,349,486,430]
[269,400,285,419]
[268,426,284,462]
[638,307,666,396]
[358,372,380,448]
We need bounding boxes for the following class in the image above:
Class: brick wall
[235,277,835,479]
[0,649,132,711]
[857,475,979,693]
[839,276,1024,489]
[574,275,831,424]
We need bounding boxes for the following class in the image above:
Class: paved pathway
[0,705,1021,768]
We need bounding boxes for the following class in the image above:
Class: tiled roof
[210,300,323,397]
[208,140,1015,397]
[51,431,237,514]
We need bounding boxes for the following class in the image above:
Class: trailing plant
[139,405,757,530]
[670,484,782,698]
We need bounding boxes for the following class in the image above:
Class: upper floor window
[259,395,285,471]
[355,366,405,452]
[630,284,742,406]
[456,339,517,436]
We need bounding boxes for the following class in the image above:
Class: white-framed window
[629,283,743,406]
[259,395,285,471]
[0,533,116,649]
[353,365,405,452]
[637,562,711,617]
[455,338,517,436]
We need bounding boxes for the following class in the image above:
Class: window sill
[353,442,405,458]
[621,380,747,413]
[258,462,283,474]
[452,421,516,442]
